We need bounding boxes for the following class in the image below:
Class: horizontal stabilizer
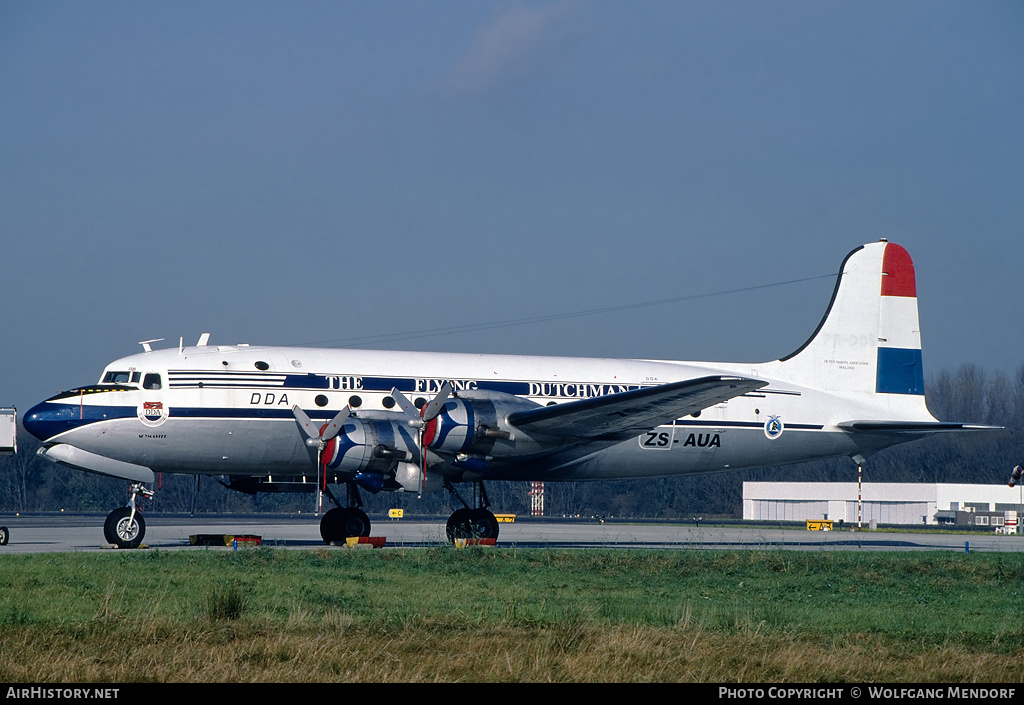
[508,376,766,440]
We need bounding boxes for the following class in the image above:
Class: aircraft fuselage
[24,345,894,484]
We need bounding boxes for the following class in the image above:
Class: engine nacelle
[312,390,564,488]
[393,460,444,493]
[422,389,552,460]
[319,412,419,478]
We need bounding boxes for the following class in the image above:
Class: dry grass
[1,615,1019,683]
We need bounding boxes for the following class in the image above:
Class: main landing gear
[317,478,500,545]
[445,480,499,543]
[319,481,371,545]
[104,482,153,549]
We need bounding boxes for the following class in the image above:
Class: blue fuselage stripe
[30,402,825,432]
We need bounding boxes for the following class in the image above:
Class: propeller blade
[389,388,422,422]
[320,406,352,441]
[388,383,453,499]
[421,381,453,422]
[292,405,322,441]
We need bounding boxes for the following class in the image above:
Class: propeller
[390,382,453,497]
[292,405,352,511]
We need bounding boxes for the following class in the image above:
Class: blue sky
[1,1,1022,413]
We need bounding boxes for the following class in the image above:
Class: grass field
[1,547,1022,682]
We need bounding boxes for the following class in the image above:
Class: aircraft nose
[23,399,75,442]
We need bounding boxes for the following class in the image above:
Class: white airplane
[23,240,989,547]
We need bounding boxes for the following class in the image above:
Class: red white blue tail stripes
[876,243,924,395]
[766,240,925,397]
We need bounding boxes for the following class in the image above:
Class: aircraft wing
[507,376,767,441]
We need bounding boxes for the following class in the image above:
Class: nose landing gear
[104,482,153,549]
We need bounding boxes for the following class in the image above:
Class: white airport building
[742,482,1024,527]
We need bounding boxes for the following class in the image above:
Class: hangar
[742,482,1024,526]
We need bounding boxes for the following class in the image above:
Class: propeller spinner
[292,405,352,510]
[293,405,351,452]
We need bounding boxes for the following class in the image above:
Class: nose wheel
[104,482,153,549]
[104,507,146,549]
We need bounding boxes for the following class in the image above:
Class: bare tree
[0,431,44,511]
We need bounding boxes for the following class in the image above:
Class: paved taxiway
[1,514,1022,554]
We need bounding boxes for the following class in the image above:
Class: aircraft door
[137,373,169,429]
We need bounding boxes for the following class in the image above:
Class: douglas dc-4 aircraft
[24,240,991,547]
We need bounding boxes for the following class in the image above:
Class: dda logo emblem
[764,415,784,440]
[138,401,168,427]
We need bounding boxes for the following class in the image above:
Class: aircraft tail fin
[763,240,928,401]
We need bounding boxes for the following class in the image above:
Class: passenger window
[143,374,162,390]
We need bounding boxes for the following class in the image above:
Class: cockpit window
[143,373,162,390]
[102,371,131,384]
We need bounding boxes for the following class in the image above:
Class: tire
[446,508,471,543]
[446,508,499,543]
[320,507,345,544]
[103,507,145,549]
[345,508,371,539]
[467,508,499,541]
[320,507,372,545]
[0,526,8,546]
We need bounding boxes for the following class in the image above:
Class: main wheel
[446,508,499,543]
[103,507,145,549]
[446,508,471,542]
[0,526,8,546]
[467,508,499,541]
[320,508,345,544]
[320,508,372,545]
[344,508,371,538]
